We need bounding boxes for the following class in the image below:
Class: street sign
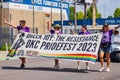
[54,18,120,26]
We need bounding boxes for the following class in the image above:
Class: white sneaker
[105,68,110,72]
[77,66,81,70]
[86,66,90,70]
[99,67,105,72]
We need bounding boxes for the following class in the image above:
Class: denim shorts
[100,45,112,53]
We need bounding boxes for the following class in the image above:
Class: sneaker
[99,67,105,72]
[86,66,90,70]
[20,64,25,69]
[77,66,81,70]
[105,68,110,72]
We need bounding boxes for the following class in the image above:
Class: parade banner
[7,32,102,63]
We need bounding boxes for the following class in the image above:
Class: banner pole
[6,43,9,60]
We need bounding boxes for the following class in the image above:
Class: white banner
[7,32,102,63]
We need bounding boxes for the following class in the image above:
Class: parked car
[87,28,120,63]
[111,35,120,62]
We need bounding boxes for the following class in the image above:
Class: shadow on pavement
[88,70,99,72]
[2,66,90,73]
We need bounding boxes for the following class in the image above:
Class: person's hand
[3,18,8,24]
[115,25,120,29]
[3,18,16,28]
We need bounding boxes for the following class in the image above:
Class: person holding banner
[77,25,90,70]
[4,19,29,68]
[49,24,62,69]
[99,24,120,72]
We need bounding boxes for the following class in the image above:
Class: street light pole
[51,2,53,27]
[74,0,77,33]
[103,5,106,18]
[0,0,3,27]
[84,3,87,19]
[32,0,35,33]
[92,0,96,28]
[60,0,63,32]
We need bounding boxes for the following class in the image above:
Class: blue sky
[76,0,120,18]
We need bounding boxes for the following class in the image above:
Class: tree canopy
[69,6,84,20]
[69,5,102,20]
[77,11,84,20]
[107,15,113,18]
[69,6,75,20]
[86,5,102,19]
[114,8,120,18]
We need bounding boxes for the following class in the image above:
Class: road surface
[0,58,120,80]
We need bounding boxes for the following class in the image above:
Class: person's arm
[115,25,120,29]
[50,30,55,34]
[70,29,76,35]
[47,22,54,31]
[112,25,120,35]
[4,18,17,29]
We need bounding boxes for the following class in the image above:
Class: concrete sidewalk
[0,51,18,60]
[0,51,7,60]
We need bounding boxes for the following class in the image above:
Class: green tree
[77,11,84,20]
[107,15,113,18]
[69,6,84,20]
[69,6,75,20]
[86,5,102,19]
[114,8,120,18]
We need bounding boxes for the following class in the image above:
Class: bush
[0,45,11,51]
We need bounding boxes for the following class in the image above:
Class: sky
[76,0,120,18]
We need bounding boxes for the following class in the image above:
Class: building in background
[0,0,69,47]
[0,0,69,34]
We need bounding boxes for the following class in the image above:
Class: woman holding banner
[99,24,120,72]
[49,24,62,69]
[4,19,29,69]
[77,25,90,70]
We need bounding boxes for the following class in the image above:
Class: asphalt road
[0,58,120,80]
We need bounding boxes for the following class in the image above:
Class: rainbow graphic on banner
[40,53,97,62]
[7,49,16,57]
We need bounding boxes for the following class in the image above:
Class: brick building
[0,0,69,34]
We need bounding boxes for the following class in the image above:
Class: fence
[0,27,38,48]
[0,27,13,48]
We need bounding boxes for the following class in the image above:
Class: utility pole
[0,0,3,27]
[74,0,77,33]
[103,5,106,18]
[51,2,53,27]
[92,0,96,28]
[32,0,35,33]
[60,0,63,32]
[84,3,87,19]
[0,0,3,48]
